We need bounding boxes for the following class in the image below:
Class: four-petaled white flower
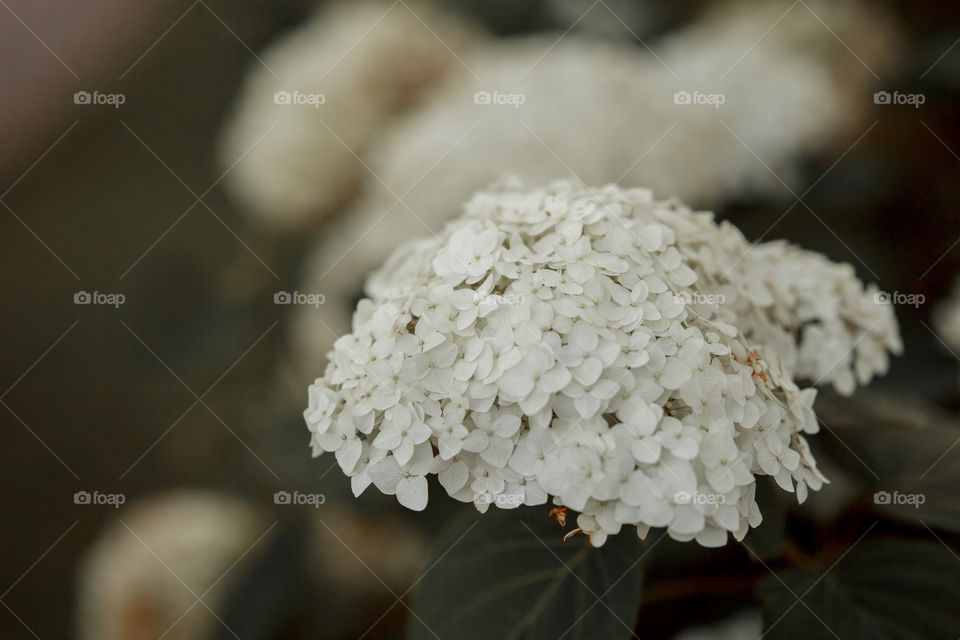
[372,404,431,465]
[497,344,572,414]
[368,444,434,511]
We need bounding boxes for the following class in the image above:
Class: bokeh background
[1,0,958,638]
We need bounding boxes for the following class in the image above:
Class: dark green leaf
[757,537,960,640]
[818,421,960,533]
[407,506,645,640]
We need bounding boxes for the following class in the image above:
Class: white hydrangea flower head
[304,179,900,547]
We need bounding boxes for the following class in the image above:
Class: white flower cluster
[304,179,899,546]
[645,207,902,395]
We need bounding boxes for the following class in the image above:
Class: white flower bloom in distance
[290,0,899,374]
[218,0,471,227]
[935,276,960,390]
[304,179,900,546]
[76,492,267,640]
[672,609,763,640]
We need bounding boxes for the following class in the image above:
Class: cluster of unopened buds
[304,178,901,546]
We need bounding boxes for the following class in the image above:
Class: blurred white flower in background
[935,277,960,387]
[76,492,428,640]
[76,492,266,640]
[224,0,899,375]
[935,279,960,348]
[304,179,900,546]
[219,0,472,228]
[672,610,763,640]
